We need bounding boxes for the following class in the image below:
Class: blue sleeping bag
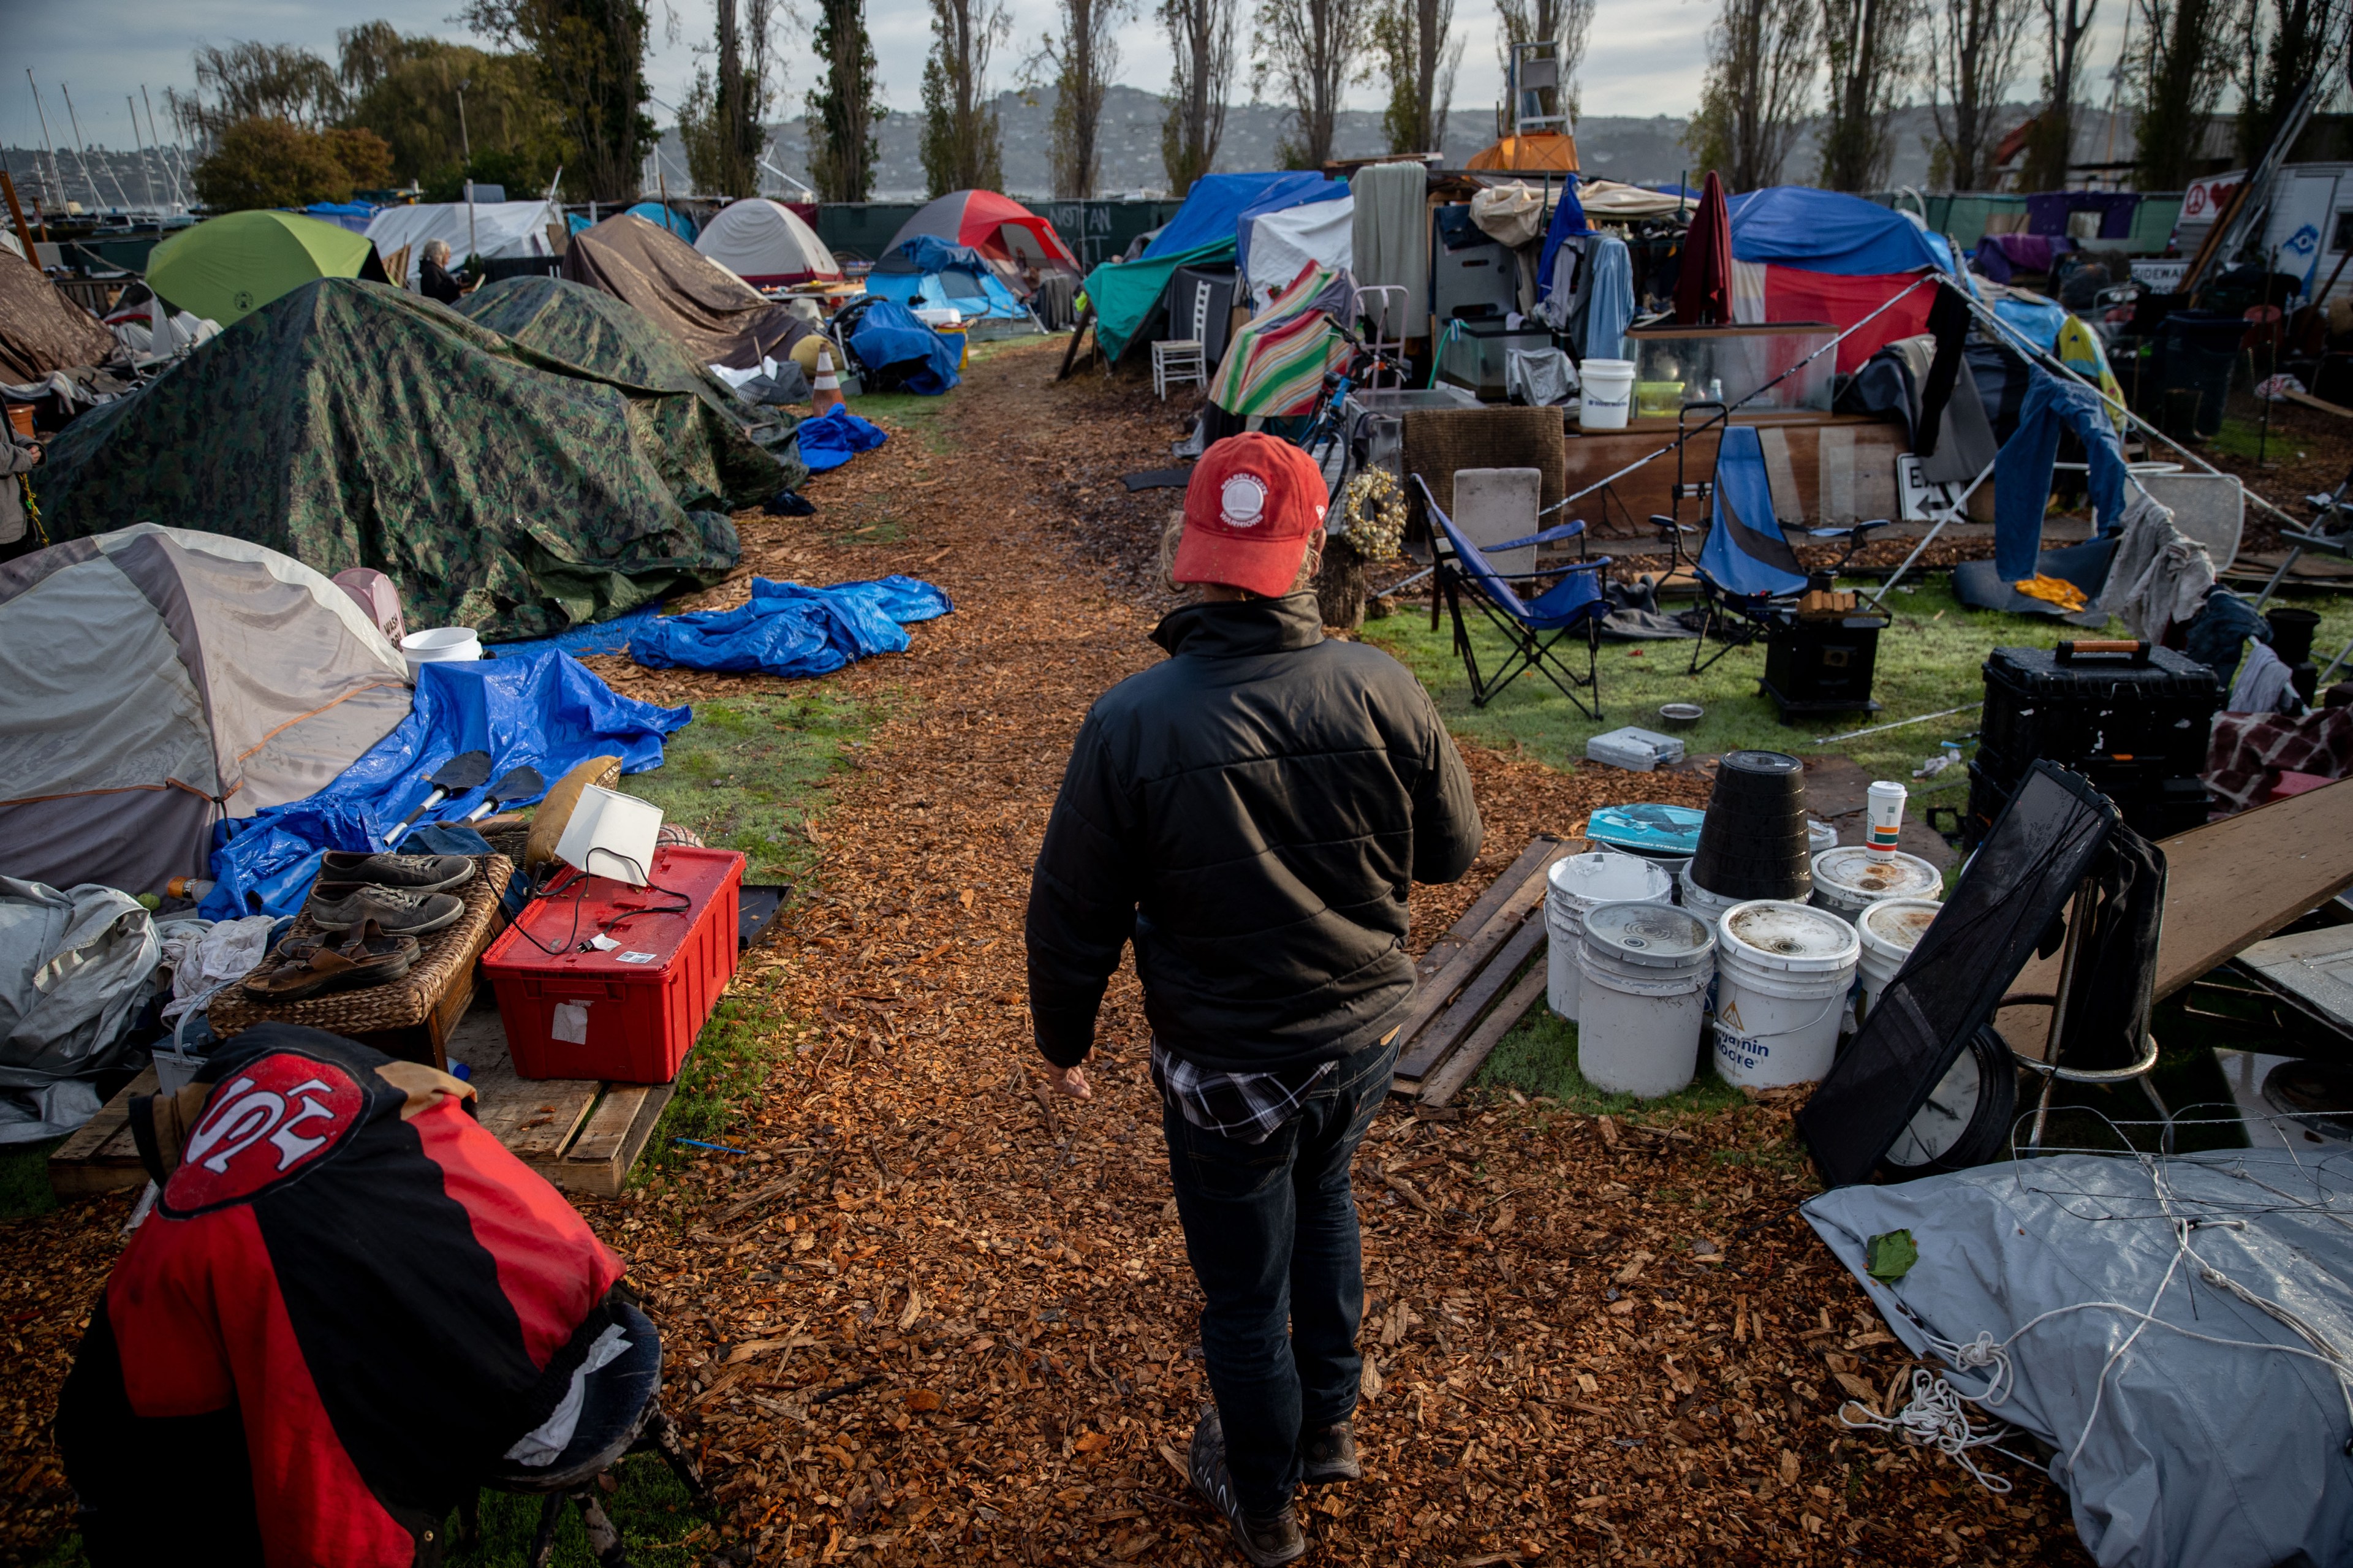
[628,575,954,678]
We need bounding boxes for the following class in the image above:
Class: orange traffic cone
[811,346,844,415]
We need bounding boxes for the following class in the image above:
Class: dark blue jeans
[1161,1035,1396,1518]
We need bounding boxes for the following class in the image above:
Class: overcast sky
[3,0,2135,157]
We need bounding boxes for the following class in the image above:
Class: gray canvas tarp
[0,878,158,1089]
[1806,1150,2353,1567]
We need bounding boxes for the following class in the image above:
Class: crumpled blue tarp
[199,652,689,920]
[796,406,890,473]
[628,575,953,678]
[847,299,961,395]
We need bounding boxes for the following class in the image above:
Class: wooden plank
[566,1085,657,1165]
[48,1067,158,1197]
[1418,835,1567,981]
[538,1077,676,1199]
[2284,388,2353,420]
[1419,968,1550,1108]
[1998,779,2353,1059]
[1396,839,1576,1050]
[1396,917,1550,1080]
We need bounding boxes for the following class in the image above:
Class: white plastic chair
[1152,339,1206,400]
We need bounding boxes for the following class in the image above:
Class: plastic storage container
[1971,643,2219,847]
[483,846,745,1081]
[1623,323,1836,414]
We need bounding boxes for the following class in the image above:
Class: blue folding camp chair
[1415,474,1613,718]
[1688,426,1889,674]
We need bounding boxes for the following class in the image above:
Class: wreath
[1339,469,1406,564]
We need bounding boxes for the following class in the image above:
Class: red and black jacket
[58,1024,626,1567]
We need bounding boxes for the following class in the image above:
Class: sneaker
[1188,1407,1306,1567]
[317,851,476,894]
[1299,1420,1360,1485]
[304,882,466,936]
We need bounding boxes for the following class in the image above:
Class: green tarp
[1083,238,1231,361]
[39,278,757,640]
[457,275,806,506]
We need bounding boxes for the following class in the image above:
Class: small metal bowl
[1658,702,1705,730]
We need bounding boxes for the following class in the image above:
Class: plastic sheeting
[199,652,689,920]
[1728,187,1955,275]
[1806,1150,2353,1568]
[844,299,961,395]
[795,406,889,472]
[1244,197,1354,311]
[0,878,158,1088]
[1148,173,1346,263]
[363,201,563,285]
[627,575,953,679]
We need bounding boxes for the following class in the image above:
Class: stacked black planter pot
[1689,750,1814,902]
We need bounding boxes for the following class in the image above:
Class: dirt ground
[0,342,2095,1567]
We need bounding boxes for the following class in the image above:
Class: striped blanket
[1207,262,1357,418]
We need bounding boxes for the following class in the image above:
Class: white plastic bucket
[401,626,482,676]
[1579,358,1635,429]
[1711,900,1862,1089]
[1856,897,1940,1026]
[1545,852,1674,1020]
[1809,846,1943,924]
[1675,866,1744,931]
[1576,901,1716,1098]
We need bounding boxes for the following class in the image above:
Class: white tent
[363,201,564,284]
[1245,196,1354,311]
[694,199,841,286]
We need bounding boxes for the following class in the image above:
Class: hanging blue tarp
[1144,173,1347,262]
[565,203,697,241]
[795,406,889,473]
[1727,187,1954,276]
[199,652,689,920]
[845,298,961,395]
[628,575,953,679]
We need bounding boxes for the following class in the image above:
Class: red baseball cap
[1171,433,1329,598]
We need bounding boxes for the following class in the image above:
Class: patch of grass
[2207,415,2308,465]
[441,1449,713,1567]
[1363,571,2353,782]
[0,1136,64,1221]
[1475,997,1746,1123]
[621,689,885,885]
[646,998,774,1177]
[832,517,907,547]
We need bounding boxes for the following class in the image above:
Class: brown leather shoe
[1300,1420,1360,1485]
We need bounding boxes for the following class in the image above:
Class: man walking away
[1025,433,1483,1564]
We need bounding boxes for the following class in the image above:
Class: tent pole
[1863,456,1996,608]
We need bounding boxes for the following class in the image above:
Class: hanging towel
[2228,639,2297,715]
[1992,368,2130,582]
[1350,162,1430,342]
[1577,235,1634,362]
[1534,233,1586,333]
[2104,489,2216,645]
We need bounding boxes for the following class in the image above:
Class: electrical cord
[504,854,695,957]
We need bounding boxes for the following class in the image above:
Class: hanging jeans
[1993,369,2129,582]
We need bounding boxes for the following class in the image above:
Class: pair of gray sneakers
[303,852,474,935]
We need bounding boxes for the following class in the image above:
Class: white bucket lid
[1859,897,1941,957]
[1582,358,1635,374]
[1548,851,1671,911]
[1582,900,1715,968]
[1811,846,1942,902]
[1720,900,1861,972]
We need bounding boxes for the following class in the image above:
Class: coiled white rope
[1838,1368,2022,1494]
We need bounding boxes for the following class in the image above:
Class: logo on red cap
[1219,475,1269,528]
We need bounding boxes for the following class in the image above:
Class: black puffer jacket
[1025,594,1483,1074]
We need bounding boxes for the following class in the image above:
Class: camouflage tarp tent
[457,275,806,501]
[37,278,749,640]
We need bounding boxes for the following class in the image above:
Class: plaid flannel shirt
[1151,1038,1336,1146]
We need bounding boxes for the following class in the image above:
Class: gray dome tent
[0,525,412,894]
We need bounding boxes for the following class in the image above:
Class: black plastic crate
[1980,643,2219,777]
[1965,758,2207,848]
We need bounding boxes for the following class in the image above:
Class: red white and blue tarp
[1726,187,1958,372]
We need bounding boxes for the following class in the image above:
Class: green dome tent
[146,210,385,325]
[37,278,755,640]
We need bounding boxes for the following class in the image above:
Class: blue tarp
[198,653,689,920]
[1145,173,1346,262]
[866,236,1031,323]
[628,575,953,678]
[795,406,889,473]
[1535,175,1589,304]
[1727,187,1954,276]
[566,203,697,241]
[301,201,377,233]
[484,604,665,657]
[1232,179,1351,281]
[846,298,962,395]
[1991,295,2071,353]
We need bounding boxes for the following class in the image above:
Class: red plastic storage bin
[482,846,745,1082]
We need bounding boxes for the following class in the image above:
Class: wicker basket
[208,855,512,1040]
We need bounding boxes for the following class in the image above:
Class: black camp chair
[1415,474,1612,718]
[458,1300,712,1568]
[1688,425,1890,673]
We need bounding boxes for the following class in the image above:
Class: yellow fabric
[2013,574,2089,612]
[2056,316,2126,431]
[1466,132,1580,172]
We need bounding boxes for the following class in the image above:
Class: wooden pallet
[1391,835,1582,1107]
[49,998,675,1201]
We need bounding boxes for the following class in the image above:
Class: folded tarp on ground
[1807,1150,2353,1568]
[796,406,889,472]
[844,300,961,395]
[37,279,743,642]
[627,575,952,679]
[199,651,689,920]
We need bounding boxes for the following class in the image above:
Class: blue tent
[1143,173,1350,262]
[1726,187,1956,276]
[567,202,698,242]
[866,235,1032,324]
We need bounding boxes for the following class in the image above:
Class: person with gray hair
[419,239,466,306]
